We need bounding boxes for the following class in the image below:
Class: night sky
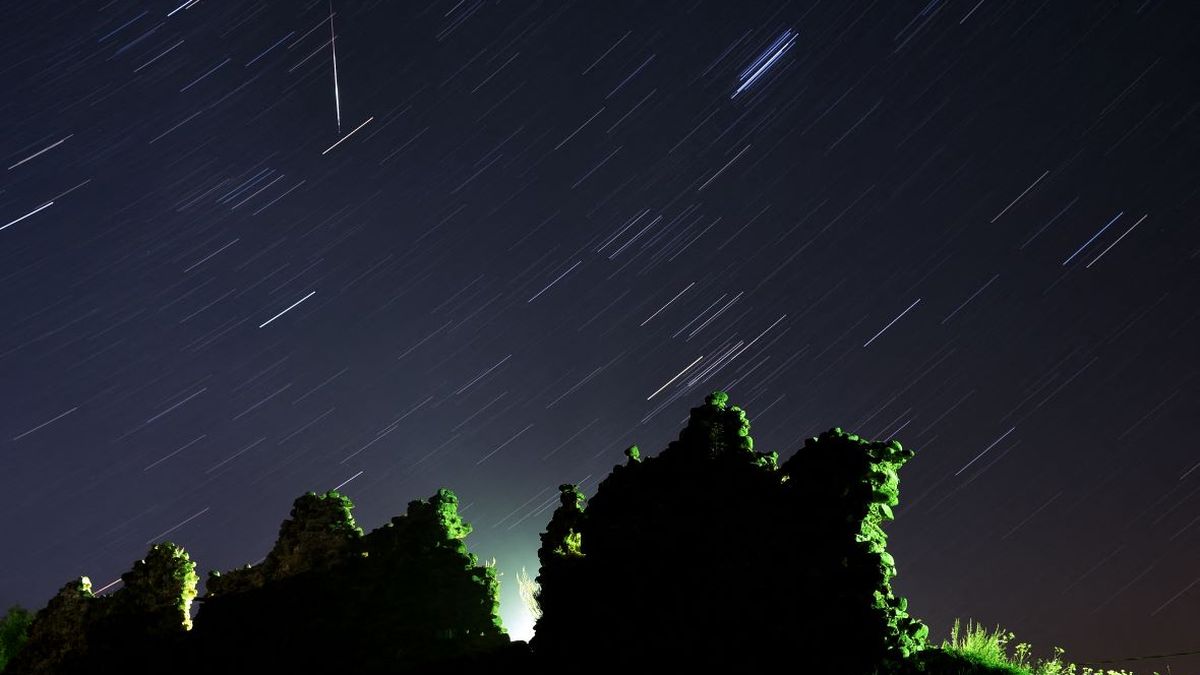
[2,0,1199,670]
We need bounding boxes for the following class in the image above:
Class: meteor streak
[330,1,342,133]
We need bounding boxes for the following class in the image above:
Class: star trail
[1,1,1199,668]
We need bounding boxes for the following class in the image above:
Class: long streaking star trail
[1,201,54,232]
[259,290,316,328]
[146,507,210,545]
[11,406,78,441]
[955,426,1017,476]
[528,261,582,303]
[330,1,342,133]
[1086,213,1148,268]
[1063,211,1123,266]
[641,281,695,326]
[3,1,1196,661]
[863,298,921,347]
[322,116,374,155]
[332,470,364,491]
[647,355,704,400]
[7,134,73,171]
[732,29,797,99]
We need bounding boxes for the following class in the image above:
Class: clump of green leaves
[115,542,199,632]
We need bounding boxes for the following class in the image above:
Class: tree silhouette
[263,490,363,579]
[110,542,199,634]
[1,392,1070,675]
[3,577,94,674]
[353,487,506,652]
[0,605,33,671]
[530,483,586,652]
[6,543,197,675]
[531,391,928,672]
[191,488,506,673]
[206,490,362,598]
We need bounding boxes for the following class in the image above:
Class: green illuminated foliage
[355,487,505,646]
[4,391,1130,675]
[6,543,199,675]
[6,488,510,674]
[207,491,361,599]
[202,564,261,598]
[921,618,1142,675]
[113,542,198,632]
[778,427,929,667]
[531,391,924,672]
[190,487,506,672]
[0,606,34,672]
[2,578,94,674]
[261,490,363,580]
[531,484,588,651]
[540,485,586,561]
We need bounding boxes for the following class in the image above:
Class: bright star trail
[1,2,1199,671]
[732,28,797,99]
[329,1,342,134]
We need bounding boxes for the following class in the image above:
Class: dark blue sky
[2,1,1198,670]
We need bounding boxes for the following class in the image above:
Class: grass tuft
[938,617,1149,675]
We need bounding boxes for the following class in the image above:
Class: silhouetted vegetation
[189,487,508,673]
[2,392,1144,674]
[3,541,197,674]
[4,489,508,674]
[531,390,925,671]
[0,606,33,672]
